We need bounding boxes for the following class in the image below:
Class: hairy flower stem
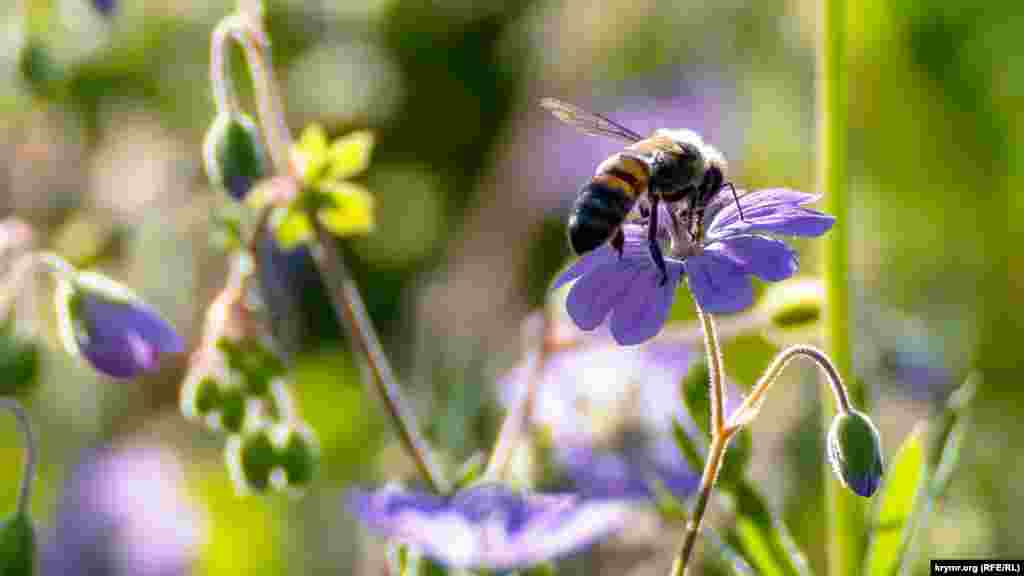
[311,221,449,494]
[485,308,553,480]
[0,398,36,517]
[671,307,731,575]
[819,0,866,571]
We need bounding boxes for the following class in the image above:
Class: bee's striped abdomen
[567,154,650,255]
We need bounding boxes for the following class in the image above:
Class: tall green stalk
[818,0,867,573]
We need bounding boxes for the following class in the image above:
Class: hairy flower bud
[226,421,320,495]
[55,269,183,380]
[203,111,267,200]
[827,410,884,497]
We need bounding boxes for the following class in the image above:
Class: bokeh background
[0,0,1020,574]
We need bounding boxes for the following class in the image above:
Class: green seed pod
[226,426,277,494]
[203,111,266,200]
[0,513,35,576]
[226,422,319,496]
[278,422,320,489]
[827,410,884,497]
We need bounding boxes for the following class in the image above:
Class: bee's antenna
[725,182,744,221]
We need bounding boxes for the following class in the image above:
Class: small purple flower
[348,483,629,570]
[41,445,204,576]
[499,338,714,501]
[554,189,835,345]
[56,271,184,379]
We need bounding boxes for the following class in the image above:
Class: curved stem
[226,13,292,175]
[485,308,552,480]
[210,16,242,115]
[727,345,851,433]
[0,399,36,517]
[310,220,449,494]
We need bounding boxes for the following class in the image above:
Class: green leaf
[704,526,755,575]
[717,428,753,489]
[681,360,712,437]
[721,482,810,576]
[326,131,374,181]
[671,417,704,473]
[453,452,487,491]
[865,426,926,576]
[271,207,314,250]
[0,513,35,576]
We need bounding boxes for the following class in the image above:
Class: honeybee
[540,98,741,284]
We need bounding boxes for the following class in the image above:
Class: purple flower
[41,445,204,576]
[499,338,715,501]
[56,271,184,379]
[554,188,835,345]
[347,483,629,570]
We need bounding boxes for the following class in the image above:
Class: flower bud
[827,410,884,497]
[56,269,183,380]
[0,513,35,576]
[203,111,267,200]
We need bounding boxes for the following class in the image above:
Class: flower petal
[564,259,642,331]
[326,131,374,181]
[707,235,798,282]
[712,208,835,239]
[608,261,683,345]
[683,253,754,314]
[551,245,617,290]
[318,182,375,237]
[77,295,183,379]
[708,188,833,238]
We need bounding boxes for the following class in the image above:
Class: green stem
[0,399,36,517]
[670,307,732,575]
[819,0,866,573]
[311,220,449,494]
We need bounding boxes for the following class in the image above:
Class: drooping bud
[55,266,183,380]
[0,513,35,576]
[203,111,267,200]
[225,421,320,496]
[827,410,884,497]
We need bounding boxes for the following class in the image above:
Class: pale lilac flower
[41,445,204,576]
[554,189,835,345]
[348,483,629,571]
[499,338,711,501]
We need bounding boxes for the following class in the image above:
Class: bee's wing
[540,98,644,143]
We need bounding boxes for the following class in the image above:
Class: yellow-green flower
[264,124,375,250]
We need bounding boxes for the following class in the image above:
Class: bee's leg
[647,196,668,286]
[725,182,744,221]
[611,228,625,258]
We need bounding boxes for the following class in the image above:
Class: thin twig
[311,220,449,493]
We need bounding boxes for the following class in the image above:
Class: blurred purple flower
[500,339,717,501]
[42,445,204,576]
[554,189,834,344]
[91,0,115,16]
[348,483,628,570]
[57,272,184,379]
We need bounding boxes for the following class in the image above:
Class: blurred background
[0,0,1019,574]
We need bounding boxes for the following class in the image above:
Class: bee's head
[651,130,707,190]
